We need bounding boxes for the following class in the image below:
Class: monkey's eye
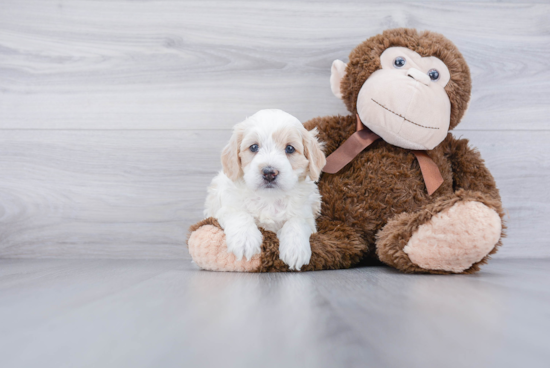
[285,145,295,154]
[428,69,440,81]
[393,56,406,68]
[250,144,259,152]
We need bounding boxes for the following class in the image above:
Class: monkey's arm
[187,217,367,272]
[375,135,507,275]
[445,134,502,202]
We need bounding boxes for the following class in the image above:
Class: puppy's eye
[428,69,440,81]
[285,145,295,154]
[249,144,259,153]
[393,56,406,68]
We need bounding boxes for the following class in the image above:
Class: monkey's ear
[330,60,347,99]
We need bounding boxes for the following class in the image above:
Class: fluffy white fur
[204,109,326,270]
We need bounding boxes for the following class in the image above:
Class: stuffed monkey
[188,28,505,274]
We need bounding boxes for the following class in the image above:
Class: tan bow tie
[323,115,444,196]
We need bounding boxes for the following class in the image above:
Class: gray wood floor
[0,258,548,368]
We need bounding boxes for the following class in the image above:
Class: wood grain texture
[1,258,549,368]
[0,129,547,259]
[0,1,548,259]
[0,1,549,130]
[0,130,222,259]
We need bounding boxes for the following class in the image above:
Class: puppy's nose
[262,167,279,183]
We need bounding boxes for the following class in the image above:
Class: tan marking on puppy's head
[272,126,326,181]
[238,131,260,174]
[272,126,308,179]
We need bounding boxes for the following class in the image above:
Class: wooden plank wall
[0,0,548,259]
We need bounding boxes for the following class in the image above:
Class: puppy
[204,109,326,270]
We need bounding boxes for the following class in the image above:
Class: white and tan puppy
[204,109,326,270]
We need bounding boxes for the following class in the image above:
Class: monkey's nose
[262,167,279,183]
[407,68,431,86]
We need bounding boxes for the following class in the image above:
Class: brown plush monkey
[188,28,505,274]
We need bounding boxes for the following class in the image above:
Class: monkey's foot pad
[188,224,260,272]
[404,201,501,273]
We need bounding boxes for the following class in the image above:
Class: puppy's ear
[221,123,244,181]
[303,128,326,181]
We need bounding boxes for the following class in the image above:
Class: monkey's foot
[188,219,260,272]
[377,191,504,274]
[404,201,501,273]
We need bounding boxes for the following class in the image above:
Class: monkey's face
[357,47,451,150]
[331,46,453,150]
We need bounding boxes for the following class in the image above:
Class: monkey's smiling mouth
[371,98,439,130]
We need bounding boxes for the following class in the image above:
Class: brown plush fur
[341,28,471,130]
[187,28,505,274]
[298,113,505,274]
[258,217,369,272]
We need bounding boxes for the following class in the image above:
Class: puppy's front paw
[225,224,263,261]
[278,225,312,271]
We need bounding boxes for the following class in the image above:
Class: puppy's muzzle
[262,167,279,183]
